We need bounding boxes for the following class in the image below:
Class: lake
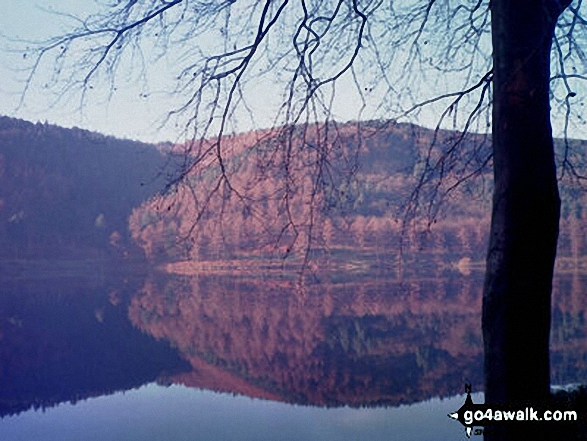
[1,262,586,440]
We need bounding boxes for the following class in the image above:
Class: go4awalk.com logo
[448,384,579,437]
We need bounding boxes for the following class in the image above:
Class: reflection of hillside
[551,274,587,386]
[129,274,484,406]
[129,273,587,407]
[0,270,190,418]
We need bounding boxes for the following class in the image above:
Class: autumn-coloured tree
[19,1,587,440]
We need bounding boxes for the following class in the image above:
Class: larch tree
[15,1,587,439]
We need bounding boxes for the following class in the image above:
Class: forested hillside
[2,116,586,269]
[130,121,587,271]
[0,117,166,260]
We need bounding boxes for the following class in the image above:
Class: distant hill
[2,117,586,269]
[0,117,167,261]
[129,120,587,271]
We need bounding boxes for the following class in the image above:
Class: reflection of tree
[0,274,189,418]
[19,4,587,436]
[129,273,587,408]
[129,274,484,406]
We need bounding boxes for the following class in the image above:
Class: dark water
[1,264,586,440]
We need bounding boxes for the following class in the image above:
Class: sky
[2,1,333,143]
[0,1,175,143]
[0,1,585,145]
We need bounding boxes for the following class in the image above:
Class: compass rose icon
[448,383,476,438]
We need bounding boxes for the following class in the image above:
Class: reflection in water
[130,274,484,407]
[128,272,587,407]
[1,384,480,441]
[1,267,586,439]
[0,270,190,418]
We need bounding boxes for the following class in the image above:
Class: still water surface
[1,265,585,440]
[1,385,479,441]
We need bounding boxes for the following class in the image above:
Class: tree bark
[483,1,569,439]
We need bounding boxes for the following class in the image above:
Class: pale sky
[2,1,362,143]
[1,1,585,144]
[0,1,178,142]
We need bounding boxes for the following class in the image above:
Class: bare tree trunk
[483,1,569,439]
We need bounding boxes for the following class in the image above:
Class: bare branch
[14,0,587,264]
